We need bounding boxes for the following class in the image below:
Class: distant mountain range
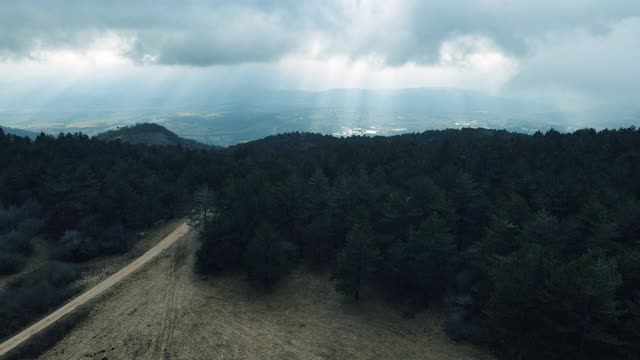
[0,87,544,114]
[4,88,636,147]
[95,123,212,149]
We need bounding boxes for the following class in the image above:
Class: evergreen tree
[304,168,330,218]
[410,214,457,297]
[333,222,380,300]
[385,213,456,303]
[195,214,247,273]
[449,172,487,252]
[484,243,553,358]
[245,223,297,288]
[546,250,623,357]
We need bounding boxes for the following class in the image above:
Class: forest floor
[36,231,493,360]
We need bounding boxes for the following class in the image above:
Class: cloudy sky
[0,0,639,116]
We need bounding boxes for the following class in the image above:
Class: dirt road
[0,222,190,358]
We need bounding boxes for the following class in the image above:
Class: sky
[0,0,639,122]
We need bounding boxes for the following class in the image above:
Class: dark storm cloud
[1,0,640,116]
[402,0,640,61]
[0,0,316,64]
[1,0,639,66]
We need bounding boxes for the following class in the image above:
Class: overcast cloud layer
[0,0,639,124]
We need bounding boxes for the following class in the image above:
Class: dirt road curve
[0,222,190,357]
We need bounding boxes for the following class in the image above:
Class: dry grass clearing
[38,233,493,360]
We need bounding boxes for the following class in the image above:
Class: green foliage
[333,222,380,300]
[304,169,330,217]
[0,252,27,275]
[411,214,457,295]
[0,131,222,264]
[0,202,44,274]
[56,230,97,262]
[0,262,80,340]
[3,126,640,359]
[547,250,623,355]
[385,214,456,303]
[195,214,247,273]
[484,246,624,359]
[477,216,520,259]
[99,224,134,254]
[449,172,488,251]
[301,212,336,268]
[245,223,297,288]
[484,243,552,355]
[187,128,640,358]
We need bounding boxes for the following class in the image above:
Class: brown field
[33,230,493,360]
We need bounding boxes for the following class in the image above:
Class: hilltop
[95,123,211,149]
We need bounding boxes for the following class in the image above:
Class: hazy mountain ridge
[0,125,39,139]
[3,88,637,147]
[95,123,212,149]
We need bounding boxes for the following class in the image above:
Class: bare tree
[189,186,217,233]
